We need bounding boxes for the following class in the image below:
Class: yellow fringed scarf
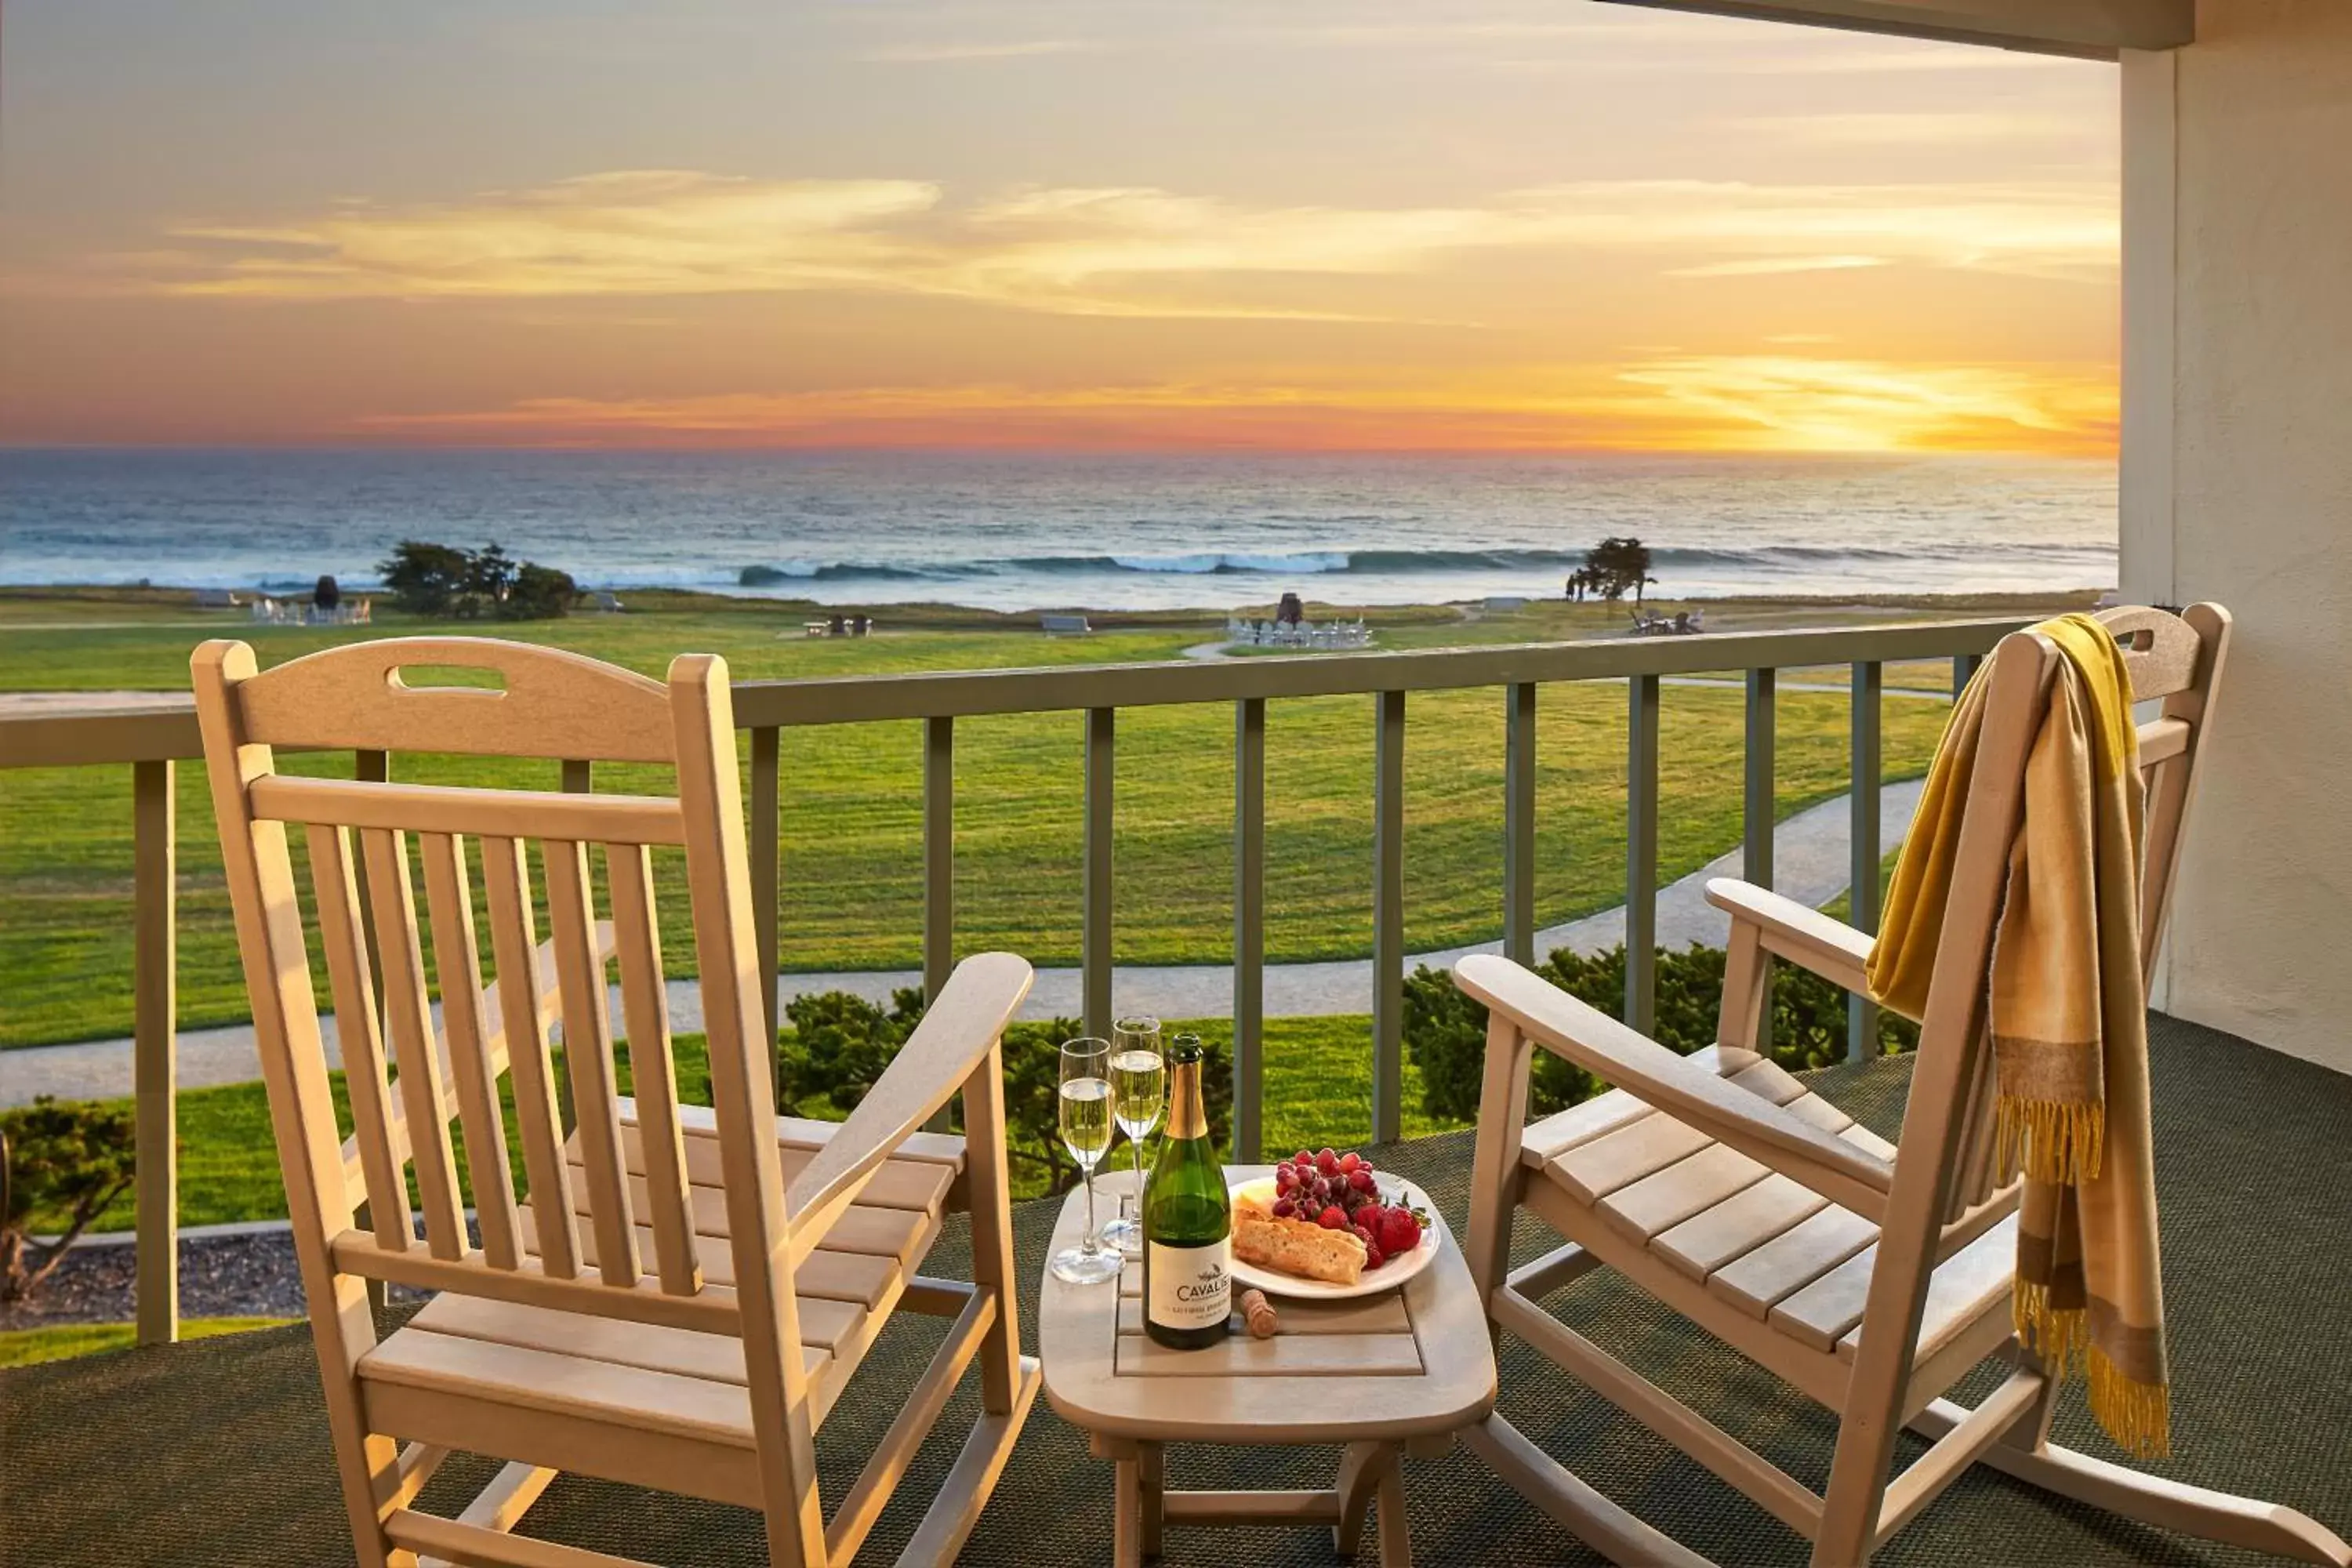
[1867,613,2170,1457]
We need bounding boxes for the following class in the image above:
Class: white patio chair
[1457,604,2350,1566]
[193,634,1041,1568]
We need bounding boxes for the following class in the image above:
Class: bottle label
[1146,1238,1231,1331]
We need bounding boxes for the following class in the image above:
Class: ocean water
[0,448,2116,611]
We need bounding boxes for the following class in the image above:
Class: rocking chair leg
[1910,1399,2352,1567]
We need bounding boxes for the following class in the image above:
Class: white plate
[1224,1172,1445,1301]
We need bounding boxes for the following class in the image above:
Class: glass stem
[1131,1131,1146,1202]
[1082,1163,1099,1255]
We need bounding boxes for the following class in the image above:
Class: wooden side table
[1038,1167,1497,1566]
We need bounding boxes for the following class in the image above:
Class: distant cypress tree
[1583,536,1657,603]
[376,541,575,620]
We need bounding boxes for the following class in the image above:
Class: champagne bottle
[1142,1034,1230,1350]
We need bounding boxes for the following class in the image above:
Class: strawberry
[1377,1206,1421,1255]
[1317,1204,1347,1229]
[1351,1223,1375,1250]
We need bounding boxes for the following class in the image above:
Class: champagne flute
[1102,1015,1165,1257]
[1050,1037,1123,1286]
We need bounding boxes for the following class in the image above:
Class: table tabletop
[1036,1165,1497,1446]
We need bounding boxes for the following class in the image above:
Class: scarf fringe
[2015,1279,2172,1459]
[1995,1094,2105,1185]
[2086,1345,2172,1460]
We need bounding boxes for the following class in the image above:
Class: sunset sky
[0,1,2122,454]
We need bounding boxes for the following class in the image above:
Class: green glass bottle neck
[1166,1058,1207,1140]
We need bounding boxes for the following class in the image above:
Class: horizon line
[0,439,2116,463]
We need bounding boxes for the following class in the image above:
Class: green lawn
[28,1014,1444,1236]
[0,599,1958,1047]
[0,1316,292,1369]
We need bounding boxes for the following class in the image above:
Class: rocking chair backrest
[189,637,793,1355]
[1900,606,2233,1232]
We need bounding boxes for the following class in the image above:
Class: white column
[2128,0,2352,1073]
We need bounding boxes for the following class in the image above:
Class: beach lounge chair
[191,635,1042,1568]
[1454,604,2350,1566]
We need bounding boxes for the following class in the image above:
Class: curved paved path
[0,779,1922,1106]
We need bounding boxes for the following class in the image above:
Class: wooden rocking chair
[1455,604,2352,1566]
[193,636,1042,1568]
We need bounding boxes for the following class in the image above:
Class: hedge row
[1403,942,1917,1124]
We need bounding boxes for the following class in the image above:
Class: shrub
[773,990,1232,1196]
[2,1097,139,1303]
[1404,942,1918,1123]
[378,540,576,620]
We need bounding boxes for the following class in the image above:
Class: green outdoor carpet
[4,1011,2347,1566]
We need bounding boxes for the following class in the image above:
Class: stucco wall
[2122,0,2352,1071]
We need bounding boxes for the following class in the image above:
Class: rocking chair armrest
[784,952,1033,1261]
[1455,953,1893,1221]
[1705,878,1876,997]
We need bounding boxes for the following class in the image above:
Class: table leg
[1114,1453,1142,1568]
[1374,1447,1413,1568]
[1138,1441,1165,1559]
[1333,1441,1385,1559]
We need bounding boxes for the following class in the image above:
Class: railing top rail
[728,616,2022,728]
[0,616,2022,768]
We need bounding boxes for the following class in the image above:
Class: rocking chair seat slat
[407,1292,831,1389]
[1653,1173,1829,1281]
[1521,1046,1763,1167]
[1597,1143,1771,1244]
[1708,1205,1881,1319]
[359,1327,778,1452]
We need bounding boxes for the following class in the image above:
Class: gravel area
[0,1230,426,1331]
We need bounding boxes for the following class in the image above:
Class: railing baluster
[1504,682,1537,967]
[1849,660,1884,1062]
[924,715,956,1133]
[924,716,955,1001]
[561,758,593,795]
[1083,707,1114,1041]
[750,726,781,1056]
[1372,689,1406,1145]
[1743,669,1776,1054]
[1953,652,1980,701]
[1625,673,1660,1036]
[132,759,176,1347]
[1232,698,1266,1161]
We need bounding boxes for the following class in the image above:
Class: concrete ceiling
[1590,0,2194,60]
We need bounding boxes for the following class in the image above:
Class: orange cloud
[73,169,2115,318]
[348,355,2115,456]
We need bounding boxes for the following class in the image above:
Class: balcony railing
[0,616,2015,1347]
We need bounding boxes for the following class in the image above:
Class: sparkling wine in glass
[1102,1016,1165,1257]
[1051,1037,1123,1285]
